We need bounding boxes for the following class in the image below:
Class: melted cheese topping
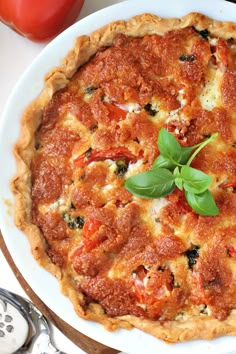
[30,26,236,325]
[198,68,222,110]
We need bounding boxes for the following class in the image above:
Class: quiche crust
[11,13,236,342]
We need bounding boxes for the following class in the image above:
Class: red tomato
[82,218,104,252]
[103,102,127,121]
[82,217,101,238]
[0,0,84,42]
[132,265,147,303]
[133,265,175,305]
[70,218,103,258]
[228,246,236,259]
[74,147,137,166]
[219,179,236,190]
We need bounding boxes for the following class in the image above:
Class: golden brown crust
[12,12,236,343]
[120,310,236,342]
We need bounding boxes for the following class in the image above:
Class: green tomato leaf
[158,128,182,165]
[152,155,177,170]
[185,190,219,216]
[125,168,175,199]
[180,165,212,194]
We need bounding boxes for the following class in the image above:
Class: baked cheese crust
[12,13,236,342]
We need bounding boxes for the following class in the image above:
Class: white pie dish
[0,0,236,353]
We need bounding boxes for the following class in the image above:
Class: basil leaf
[154,143,196,168]
[180,165,212,194]
[185,190,219,216]
[179,146,195,164]
[125,168,175,198]
[173,167,183,190]
[152,155,177,170]
[175,178,183,190]
[125,128,219,216]
[158,128,182,165]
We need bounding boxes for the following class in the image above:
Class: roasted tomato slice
[103,102,127,121]
[228,246,236,259]
[74,147,137,166]
[70,217,103,258]
[132,265,174,304]
[82,217,104,252]
[219,179,236,190]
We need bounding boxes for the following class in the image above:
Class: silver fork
[0,288,66,354]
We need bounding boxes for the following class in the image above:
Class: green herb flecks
[193,27,210,41]
[144,103,158,116]
[185,245,200,269]
[125,128,219,216]
[179,54,196,62]
[115,159,129,177]
[62,213,85,229]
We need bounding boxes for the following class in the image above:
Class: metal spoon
[0,288,66,354]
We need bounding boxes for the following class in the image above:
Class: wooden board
[0,232,119,354]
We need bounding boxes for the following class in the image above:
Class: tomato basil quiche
[12,13,236,342]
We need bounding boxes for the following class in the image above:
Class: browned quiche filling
[13,13,236,342]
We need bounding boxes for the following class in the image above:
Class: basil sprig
[125,128,219,216]
[125,168,175,199]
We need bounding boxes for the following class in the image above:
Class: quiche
[12,13,236,343]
